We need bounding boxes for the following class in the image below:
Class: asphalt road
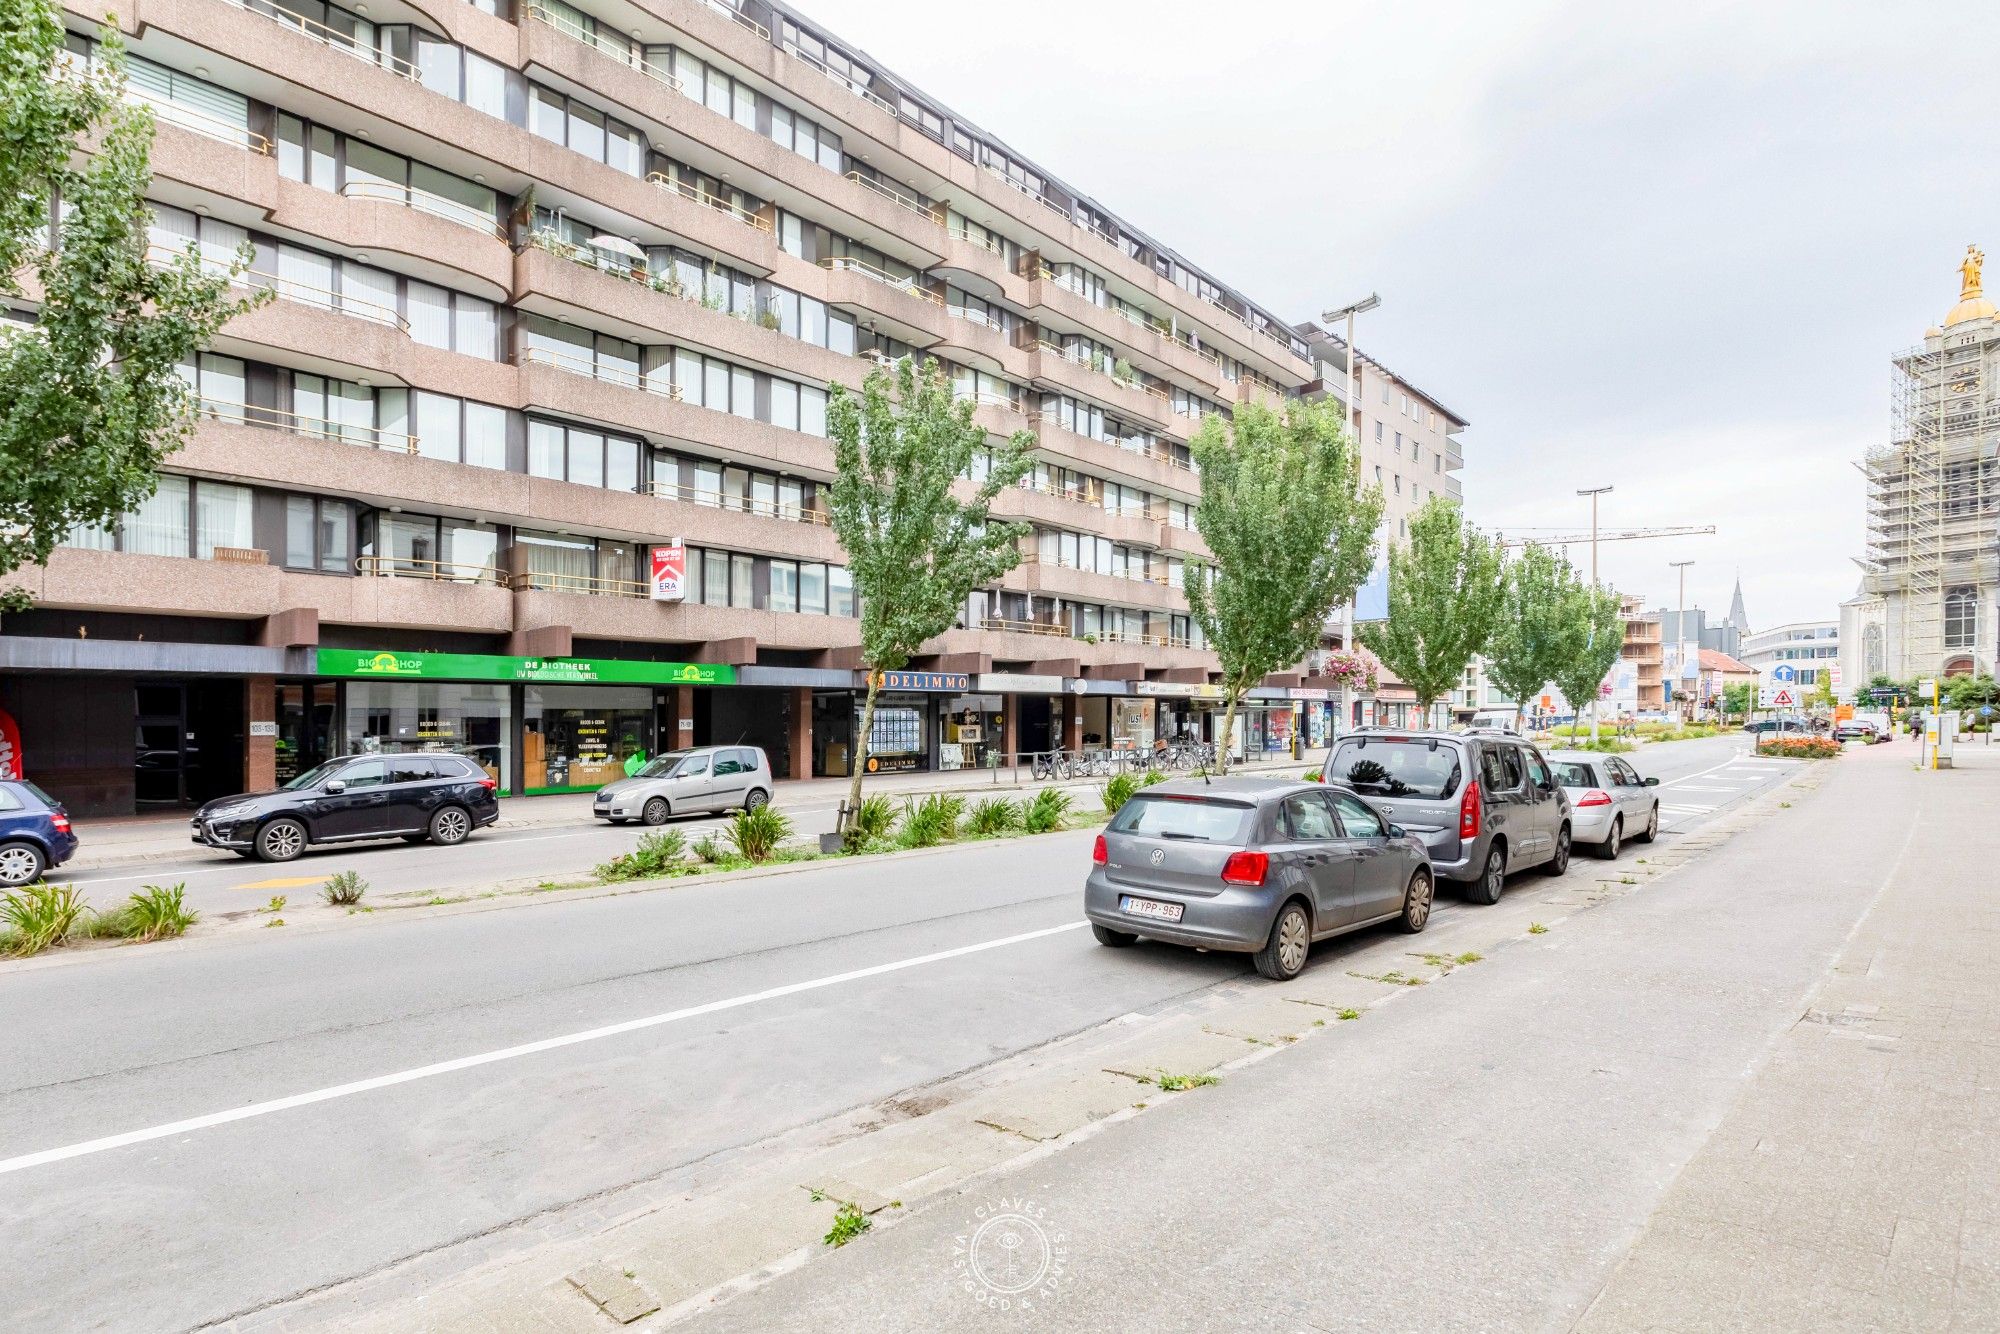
[47,735,1779,921]
[0,733,1794,1332]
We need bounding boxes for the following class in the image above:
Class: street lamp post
[1321,294,1381,738]
[1670,559,1695,722]
[1576,486,1613,742]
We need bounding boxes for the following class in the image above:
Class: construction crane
[1496,524,1716,550]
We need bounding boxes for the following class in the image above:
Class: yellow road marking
[233,876,329,891]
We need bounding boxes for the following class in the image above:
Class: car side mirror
[325,778,347,794]
[1388,824,1406,839]
[1644,777,1660,786]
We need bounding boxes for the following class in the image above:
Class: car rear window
[1108,795,1254,843]
[1326,740,1462,799]
[1551,761,1596,787]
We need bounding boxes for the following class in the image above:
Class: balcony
[269,180,512,300]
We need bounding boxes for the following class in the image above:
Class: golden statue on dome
[1960,244,1984,299]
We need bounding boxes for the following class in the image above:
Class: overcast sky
[799,0,1996,629]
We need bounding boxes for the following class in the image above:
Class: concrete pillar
[1064,702,1083,752]
[670,685,696,749]
[789,687,812,782]
[1001,694,1019,763]
[245,675,276,793]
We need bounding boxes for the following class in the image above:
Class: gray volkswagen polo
[1085,777,1434,981]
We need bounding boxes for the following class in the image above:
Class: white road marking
[0,920,1092,1177]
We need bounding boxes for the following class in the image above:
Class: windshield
[1108,795,1254,843]
[283,759,348,791]
[1326,740,1462,800]
[637,750,699,778]
[1551,761,1597,788]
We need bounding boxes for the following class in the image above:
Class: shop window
[345,681,510,790]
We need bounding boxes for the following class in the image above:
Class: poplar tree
[827,357,1034,823]
[1360,498,1504,724]
[1484,543,1585,728]
[0,0,265,608]
[1549,582,1626,742]
[1182,398,1382,772]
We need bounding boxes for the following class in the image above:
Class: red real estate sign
[0,707,20,779]
[650,541,687,602]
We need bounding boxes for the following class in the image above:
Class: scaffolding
[1863,332,2000,676]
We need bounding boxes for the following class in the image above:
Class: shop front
[318,649,733,795]
[1134,681,1225,748]
[939,694,1004,770]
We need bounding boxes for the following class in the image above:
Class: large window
[276,115,501,233]
[412,392,506,468]
[1945,587,1977,650]
[63,474,254,560]
[528,418,641,491]
[529,84,646,176]
[360,510,499,581]
[284,496,353,573]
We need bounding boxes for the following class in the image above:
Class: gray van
[1317,729,1570,903]
[593,746,773,824]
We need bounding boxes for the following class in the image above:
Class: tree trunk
[1215,687,1243,775]
[1588,693,1600,745]
[846,673,882,822]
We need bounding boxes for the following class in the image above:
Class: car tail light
[1459,780,1482,840]
[51,813,71,834]
[1220,850,1269,886]
[1578,789,1613,807]
[478,776,498,791]
[1092,834,1107,865]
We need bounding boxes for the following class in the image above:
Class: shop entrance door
[274,682,340,786]
[134,681,245,807]
[134,684,189,807]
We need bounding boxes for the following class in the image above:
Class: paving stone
[565,1263,659,1325]
[971,1073,1140,1141]
[800,1176,892,1213]
[1101,1029,1257,1083]
[1200,996,1327,1043]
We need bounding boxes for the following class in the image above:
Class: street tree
[1181,398,1382,772]
[0,0,265,610]
[1548,581,1626,742]
[1722,680,1753,722]
[1483,542,1584,729]
[1359,497,1504,726]
[827,356,1034,826]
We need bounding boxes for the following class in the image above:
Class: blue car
[0,779,79,888]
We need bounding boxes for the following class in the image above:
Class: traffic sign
[1761,686,1798,709]
[1770,664,1798,685]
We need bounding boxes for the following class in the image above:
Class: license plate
[1121,895,1184,923]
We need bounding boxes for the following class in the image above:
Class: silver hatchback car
[1084,777,1434,981]
[593,746,773,824]
[1543,749,1659,859]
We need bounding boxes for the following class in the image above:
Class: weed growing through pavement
[1151,1072,1219,1091]
[323,871,368,906]
[808,1188,826,1202]
[117,884,198,941]
[595,829,687,881]
[1336,1008,1362,1021]
[1619,876,1638,885]
[1349,969,1425,987]
[1455,951,1483,965]
[261,895,286,915]
[264,917,285,928]
[823,1201,871,1247]
[0,882,89,956]
[1529,922,1549,934]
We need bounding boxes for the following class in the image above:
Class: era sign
[650,541,687,602]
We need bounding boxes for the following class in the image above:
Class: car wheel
[427,805,472,847]
[255,818,306,863]
[1091,924,1137,948]
[1635,804,1658,843]
[1253,901,1312,981]
[0,841,46,888]
[642,797,670,826]
[1546,825,1571,876]
[744,788,769,812]
[1468,844,1505,905]
[1396,868,1433,933]
[1596,818,1622,860]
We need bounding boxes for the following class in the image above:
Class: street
[0,734,1818,1332]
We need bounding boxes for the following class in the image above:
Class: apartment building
[2,0,1344,814]
[1740,621,1839,692]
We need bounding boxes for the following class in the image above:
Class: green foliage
[596,829,688,880]
[827,356,1036,806]
[1941,673,1998,714]
[692,833,727,864]
[823,1201,871,1247]
[895,793,962,848]
[1152,1072,1219,1091]
[322,871,368,906]
[728,805,793,862]
[1564,737,1635,753]
[841,793,899,852]
[1546,582,1625,735]
[1359,498,1505,713]
[0,881,86,955]
[1484,543,1586,723]
[1722,680,1754,718]
[0,5,269,588]
[1101,772,1139,814]
[1182,398,1383,770]
[1139,768,1168,788]
[967,797,1022,835]
[118,883,197,941]
[1023,786,1073,833]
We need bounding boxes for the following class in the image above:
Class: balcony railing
[841,171,939,222]
[701,0,770,41]
[356,554,505,584]
[150,244,410,332]
[945,225,1003,255]
[124,88,271,154]
[646,172,774,233]
[338,180,506,240]
[979,164,1073,224]
[1020,552,1175,587]
[786,46,897,117]
[1102,628,1193,648]
[979,617,1072,639]
[197,398,420,453]
[644,479,832,526]
[527,4,686,94]
[514,569,652,599]
[820,256,945,307]
[518,345,683,398]
[223,0,421,80]
[1030,340,1171,402]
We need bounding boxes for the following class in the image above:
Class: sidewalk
[65,753,1309,869]
[1576,745,2000,1330]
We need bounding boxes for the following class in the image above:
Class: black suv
[193,753,501,862]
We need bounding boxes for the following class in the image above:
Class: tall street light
[1576,485,1613,741]
[1670,559,1696,720]
[1321,294,1381,734]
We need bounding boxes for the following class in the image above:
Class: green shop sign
[318,649,735,687]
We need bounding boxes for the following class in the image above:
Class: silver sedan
[1543,749,1660,859]
[1084,777,1434,981]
